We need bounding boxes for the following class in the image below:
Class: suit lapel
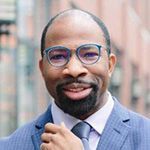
[96,99,130,150]
[31,105,53,150]
[31,128,44,150]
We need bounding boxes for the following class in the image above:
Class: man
[0,9,150,150]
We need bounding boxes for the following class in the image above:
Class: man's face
[39,14,116,119]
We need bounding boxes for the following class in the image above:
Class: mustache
[56,77,96,89]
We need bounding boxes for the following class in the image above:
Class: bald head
[51,9,92,23]
[40,9,111,57]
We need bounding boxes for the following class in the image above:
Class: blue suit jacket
[0,99,150,150]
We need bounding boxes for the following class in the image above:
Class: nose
[62,55,88,78]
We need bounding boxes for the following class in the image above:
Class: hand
[40,122,84,150]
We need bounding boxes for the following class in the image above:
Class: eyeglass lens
[48,48,69,67]
[78,45,100,64]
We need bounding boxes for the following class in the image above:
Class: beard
[55,78,99,119]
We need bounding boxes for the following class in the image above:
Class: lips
[63,83,92,101]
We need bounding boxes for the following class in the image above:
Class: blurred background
[0,0,150,137]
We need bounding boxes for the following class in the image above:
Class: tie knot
[71,122,91,140]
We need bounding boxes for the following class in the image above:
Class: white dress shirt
[51,91,114,150]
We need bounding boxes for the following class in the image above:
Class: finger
[60,122,66,128]
[45,123,61,133]
[41,133,52,143]
[40,143,51,150]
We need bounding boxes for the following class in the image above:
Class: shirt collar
[51,91,114,135]
[85,92,114,134]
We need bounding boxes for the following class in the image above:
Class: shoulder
[116,99,150,137]
[113,99,150,148]
[126,109,150,148]
[0,120,37,150]
[112,98,150,136]
[0,105,53,150]
[128,109,150,133]
[113,97,150,128]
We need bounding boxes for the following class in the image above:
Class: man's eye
[84,53,98,58]
[50,54,66,60]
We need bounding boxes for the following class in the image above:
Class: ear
[108,53,117,77]
[39,59,44,78]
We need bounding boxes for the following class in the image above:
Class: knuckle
[41,133,45,139]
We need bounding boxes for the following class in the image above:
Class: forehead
[45,12,105,48]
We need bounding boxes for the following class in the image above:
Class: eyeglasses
[43,44,105,67]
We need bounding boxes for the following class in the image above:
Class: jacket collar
[96,97,130,150]
[31,105,53,150]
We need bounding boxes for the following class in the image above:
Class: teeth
[67,88,84,92]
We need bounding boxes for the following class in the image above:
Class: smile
[63,83,92,101]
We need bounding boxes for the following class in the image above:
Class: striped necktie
[71,122,91,150]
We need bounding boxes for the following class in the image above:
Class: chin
[56,86,99,118]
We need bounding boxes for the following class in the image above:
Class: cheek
[43,68,63,97]
[88,61,110,89]
[95,70,109,90]
[43,63,63,82]
[90,58,109,77]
